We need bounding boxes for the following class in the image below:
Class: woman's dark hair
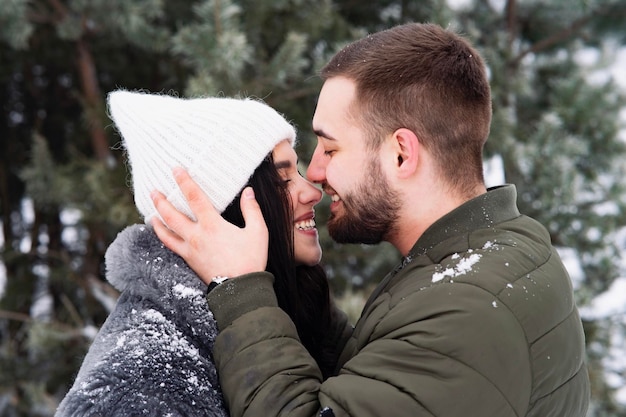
[221,154,333,378]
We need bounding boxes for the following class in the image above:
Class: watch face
[207,276,229,294]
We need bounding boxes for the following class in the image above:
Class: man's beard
[327,158,401,245]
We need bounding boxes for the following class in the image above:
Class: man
[152,22,590,417]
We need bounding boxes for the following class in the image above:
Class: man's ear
[391,128,419,179]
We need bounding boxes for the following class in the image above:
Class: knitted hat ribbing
[107,90,295,221]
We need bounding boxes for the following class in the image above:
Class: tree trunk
[76,38,111,164]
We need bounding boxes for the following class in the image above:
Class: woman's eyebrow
[274,160,292,170]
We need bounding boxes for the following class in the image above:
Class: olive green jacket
[208,185,590,417]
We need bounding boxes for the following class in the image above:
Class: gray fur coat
[55,225,228,417]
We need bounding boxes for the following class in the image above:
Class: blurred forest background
[1,0,626,415]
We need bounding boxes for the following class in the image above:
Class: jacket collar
[407,184,521,259]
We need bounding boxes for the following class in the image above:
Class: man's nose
[306,146,326,184]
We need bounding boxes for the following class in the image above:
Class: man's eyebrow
[274,160,292,170]
[313,128,336,141]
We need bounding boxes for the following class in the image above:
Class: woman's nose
[302,180,323,205]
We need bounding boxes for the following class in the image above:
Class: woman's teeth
[331,194,340,202]
[295,219,316,231]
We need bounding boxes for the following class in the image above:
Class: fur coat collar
[56,224,227,416]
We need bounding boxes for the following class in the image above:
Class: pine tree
[0,1,180,414]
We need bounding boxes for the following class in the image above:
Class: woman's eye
[323,150,335,156]
[281,174,295,185]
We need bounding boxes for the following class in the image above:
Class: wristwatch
[207,276,229,294]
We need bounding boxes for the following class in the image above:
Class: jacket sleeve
[207,273,528,417]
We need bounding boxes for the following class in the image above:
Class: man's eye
[323,150,335,156]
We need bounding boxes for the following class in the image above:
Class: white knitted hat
[107,90,296,221]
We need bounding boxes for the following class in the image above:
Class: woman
[220,139,340,378]
[55,91,350,416]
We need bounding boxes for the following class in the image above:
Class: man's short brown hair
[320,23,492,195]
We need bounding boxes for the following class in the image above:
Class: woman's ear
[392,128,419,179]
